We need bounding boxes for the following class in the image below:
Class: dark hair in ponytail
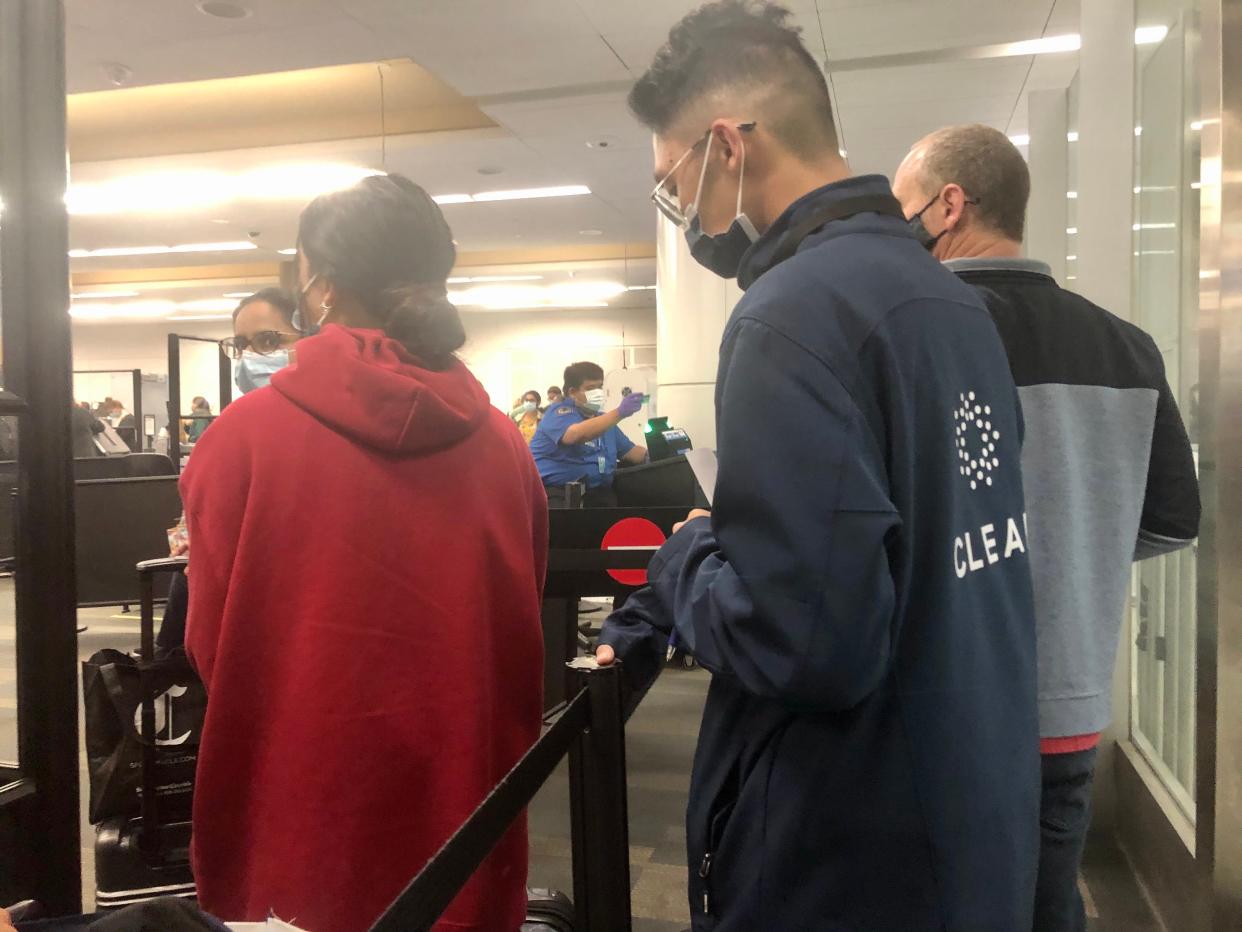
[297,173,465,368]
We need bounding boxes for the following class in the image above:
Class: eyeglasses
[650,122,756,229]
[219,330,299,359]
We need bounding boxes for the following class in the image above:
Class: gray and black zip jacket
[949,257,1201,739]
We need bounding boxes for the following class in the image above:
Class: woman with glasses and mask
[154,287,303,659]
[220,287,302,393]
[180,174,548,932]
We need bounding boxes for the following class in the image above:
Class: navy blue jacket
[601,176,1040,931]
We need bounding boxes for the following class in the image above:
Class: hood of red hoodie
[271,325,490,455]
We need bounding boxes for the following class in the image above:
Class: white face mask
[522,401,538,413]
[584,388,607,413]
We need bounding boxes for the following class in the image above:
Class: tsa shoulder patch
[557,406,573,415]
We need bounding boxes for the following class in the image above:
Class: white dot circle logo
[954,391,1001,492]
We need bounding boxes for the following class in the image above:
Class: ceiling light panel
[68,241,258,259]
[67,164,380,216]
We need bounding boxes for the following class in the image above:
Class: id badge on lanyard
[595,438,607,474]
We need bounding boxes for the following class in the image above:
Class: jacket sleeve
[644,317,901,710]
[598,586,672,708]
[1135,348,1200,561]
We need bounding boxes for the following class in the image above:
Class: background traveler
[72,401,105,458]
[184,397,211,444]
[893,123,1201,932]
[510,389,543,444]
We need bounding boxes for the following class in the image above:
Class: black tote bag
[82,647,206,825]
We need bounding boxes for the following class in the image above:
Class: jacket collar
[736,174,903,289]
[943,256,1054,277]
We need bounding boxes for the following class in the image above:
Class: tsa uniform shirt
[530,403,635,489]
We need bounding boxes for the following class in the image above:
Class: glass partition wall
[1130,0,1202,831]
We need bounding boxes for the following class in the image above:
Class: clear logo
[954,391,1001,491]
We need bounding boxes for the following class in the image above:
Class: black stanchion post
[167,334,181,470]
[138,567,158,857]
[130,369,143,452]
[568,660,632,931]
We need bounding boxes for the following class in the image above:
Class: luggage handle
[136,555,188,857]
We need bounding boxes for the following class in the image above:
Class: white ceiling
[64,0,1086,280]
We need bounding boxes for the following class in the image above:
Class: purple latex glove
[617,392,645,419]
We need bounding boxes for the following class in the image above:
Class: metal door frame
[166,333,233,470]
[0,0,82,913]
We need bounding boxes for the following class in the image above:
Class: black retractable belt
[765,193,906,269]
[370,662,632,932]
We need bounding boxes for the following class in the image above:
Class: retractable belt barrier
[370,661,632,932]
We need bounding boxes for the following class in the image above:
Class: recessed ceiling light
[68,241,258,259]
[72,290,141,300]
[626,285,657,292]
[579,229,604,237]
[277,248,298,256]
[432,185,592,206]
[223,292,256,299]
[65,164,381,216]
[197,0,251,19]
[446,275,543,284]
[448,281,625,310]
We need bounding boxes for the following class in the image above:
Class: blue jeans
[1034,747,1099,932]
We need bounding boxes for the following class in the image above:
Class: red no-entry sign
[600,517,667,586]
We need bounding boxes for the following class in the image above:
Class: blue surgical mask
[235,350,290,394]
[684,133,760,279]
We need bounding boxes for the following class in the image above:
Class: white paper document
[685,448,718,506]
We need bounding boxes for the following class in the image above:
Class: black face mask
[907,194,945,252]
[682,132,760,279]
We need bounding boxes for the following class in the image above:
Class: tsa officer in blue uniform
[530,361,647,507]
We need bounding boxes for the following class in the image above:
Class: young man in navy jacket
[597,3,1041,929]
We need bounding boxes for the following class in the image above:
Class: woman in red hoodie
[181,174,548,932]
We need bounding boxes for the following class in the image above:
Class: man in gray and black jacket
[895,123,1201,932]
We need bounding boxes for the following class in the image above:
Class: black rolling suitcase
[521,889,574,931]
[92,557,199,910]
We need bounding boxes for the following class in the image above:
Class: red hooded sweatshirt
[181,326,547,932]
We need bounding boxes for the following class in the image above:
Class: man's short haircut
[563,362,605,393]
[232,287,297,325]
[629,0,837,160]
[916,124,1031,242]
